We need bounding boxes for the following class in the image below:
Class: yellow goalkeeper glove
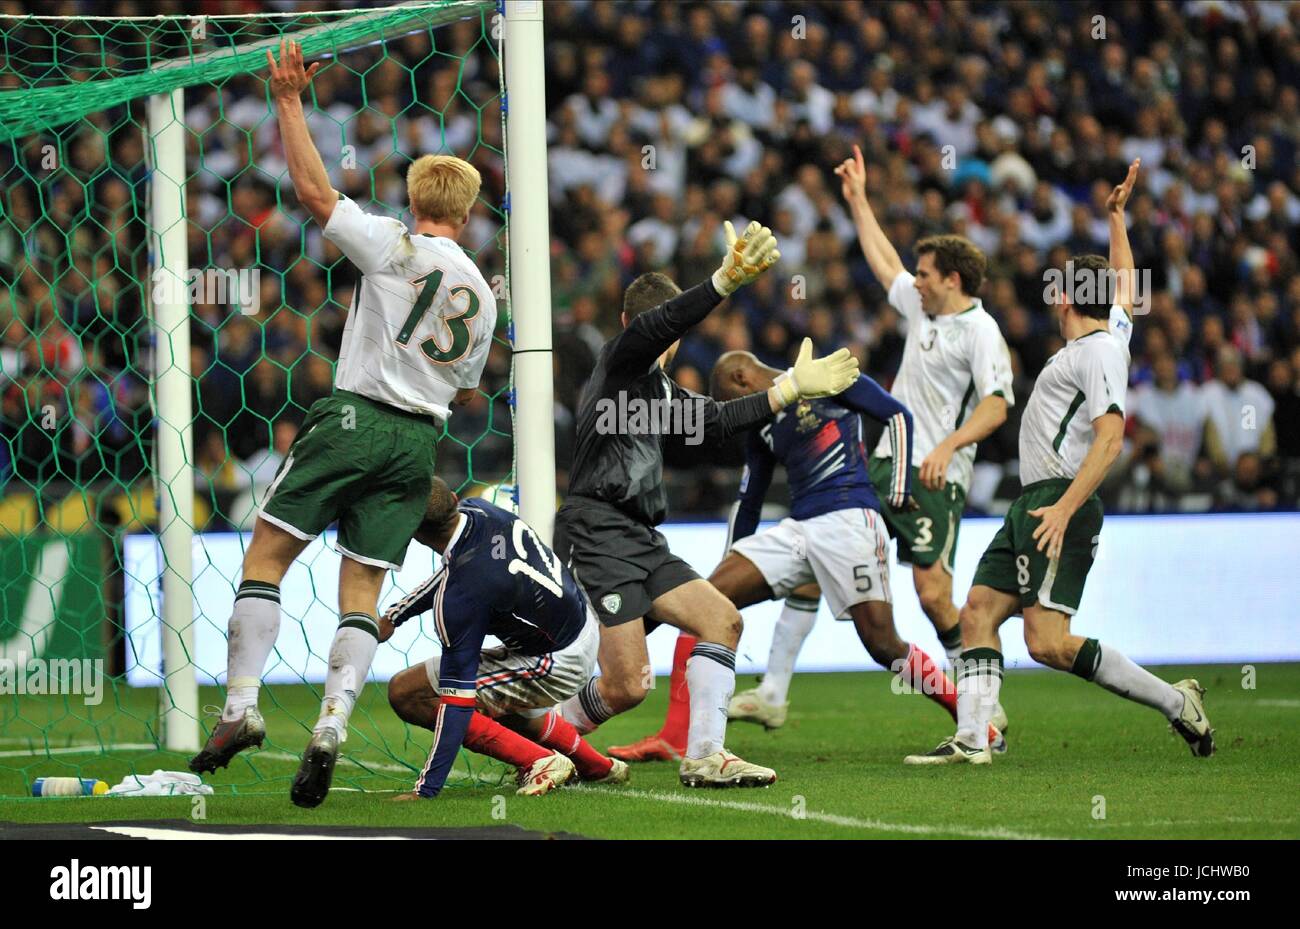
[712,220,780,296]
[771,339,860,406]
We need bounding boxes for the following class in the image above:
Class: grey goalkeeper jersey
[567,280,773,527]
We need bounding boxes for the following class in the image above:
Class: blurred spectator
[1,0,1298,522]
[1131,352,1208,495]
[1203,346,1277,477]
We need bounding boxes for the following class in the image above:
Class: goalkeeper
[552,221,860,788]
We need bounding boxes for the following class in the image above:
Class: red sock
[657,633,696,749]
[901,643,958,720]
[538,710,613,779]
[464,711,550,768]
[900,644,1001,744]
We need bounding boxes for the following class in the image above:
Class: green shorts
[970,478,1104,616]
[868,456,965,574]
[259,390,440,570]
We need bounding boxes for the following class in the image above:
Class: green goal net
[0,1,519,800]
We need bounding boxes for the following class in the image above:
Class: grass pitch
[2,664,1297,839]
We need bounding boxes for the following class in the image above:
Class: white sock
[686,643,736,759]
[558,678,612,735]
[757,596,817,705]
[314,614,379,737]
[936,622,964,665]
[222,581,281,721]
[955,649,1002,749]
[1089,641,1183,719]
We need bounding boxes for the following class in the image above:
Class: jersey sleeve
[970,318,1016,407]
[1108,303,1134,359]
[322,195,406,275]
[413,571,488,798]
[382,570,443,628]
[727,430,776,547]
[1082,342,1129,424]
[887,270,923,324]
[836,375,913,506]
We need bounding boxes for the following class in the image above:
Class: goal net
[0,0,530,799]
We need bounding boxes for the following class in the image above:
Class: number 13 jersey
[324,195,497,421]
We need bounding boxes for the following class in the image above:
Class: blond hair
[407,155,481,224]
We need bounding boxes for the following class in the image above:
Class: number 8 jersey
[323,195,497,421]
[384,498,592,660]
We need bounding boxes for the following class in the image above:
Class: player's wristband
[711,267,739,297]
[772,370,800,407]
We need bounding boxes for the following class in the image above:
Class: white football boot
[727,688,788,729]
[904,735,992,766]
[679,750,777,788]
[1170,679,1214,757]
[515,753,576,796]
[587,758,631,785]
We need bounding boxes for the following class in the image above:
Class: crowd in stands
[1,0,1297,531]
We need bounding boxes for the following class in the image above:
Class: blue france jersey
[381,499,591,798]
[385,498,590,659]
[730,375,914,544]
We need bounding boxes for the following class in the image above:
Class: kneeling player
[377,479,627,798]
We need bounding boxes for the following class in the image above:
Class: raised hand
[1106,158,1140,214]
[833,143,868,204]
[712,220,780,295]
[266,39,321,99]
[772,338,860,406]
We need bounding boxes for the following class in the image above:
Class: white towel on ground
[108,770,214,797]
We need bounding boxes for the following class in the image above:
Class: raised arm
[680,338,862,450]
[267,40,337,227]
[1106,159,1141,321]
[835,144,906,290]
[607,221,779,376]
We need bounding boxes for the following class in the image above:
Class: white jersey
[1201,378,1275,464]
[871,271,1014,492]
[1131,380,1206,474]
[324,196,496,421]
[1019,305,1132,485]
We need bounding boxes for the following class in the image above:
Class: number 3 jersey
[323,195,497,421]
[383,498,591,663]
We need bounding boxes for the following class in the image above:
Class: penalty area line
[575,785,1062,840]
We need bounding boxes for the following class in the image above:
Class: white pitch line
[256,749,414,776]
[1090,816,1300,829]
[1254,699,1300,708]
[90,825,410,841]
[0,742,157,759]
[576,785,1062,840]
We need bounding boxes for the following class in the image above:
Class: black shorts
[553,496,700,628]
